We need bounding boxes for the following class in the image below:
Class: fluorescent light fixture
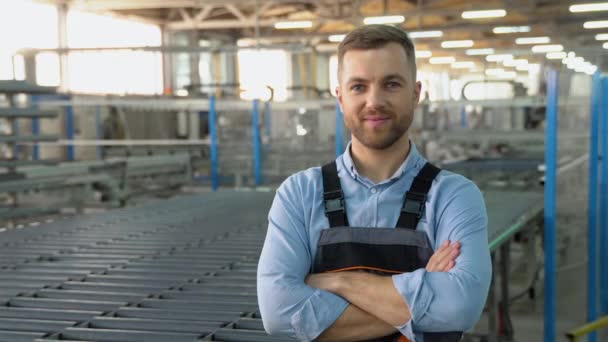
[486,54,513,62]
[493,26,531,34]
[516,64,530,71]
[604,42,608,49]
[547,51,567,59]
[441,40,474,48]
[584,20,608,29]
[429,56,456,64]
[315,43,339,52]
[409,30,443,38]
[570,3,608,12]
[485,68,504,76]
[452,61,476,69]
[498,71,517,79]
[462,9,506,19]
[466,48,495,55]
[415,50,432,58]
[274,21,313,29]
[585,65,598,75]
[596,33,608,40]
[515,36,550,45]
[531,44,563,53]
[503,59,528,67]
[567,57,585,69]
[363,15,405,25]
[328,34,345,42]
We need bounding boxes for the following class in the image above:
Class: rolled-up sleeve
[257,177,349,341]
[392,180,492,334]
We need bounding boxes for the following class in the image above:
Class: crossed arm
[310,241,460,341]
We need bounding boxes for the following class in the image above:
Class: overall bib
[312,161,462,342]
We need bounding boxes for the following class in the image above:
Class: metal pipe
[587,71,602,342]
[335,101,344,157]
[208,96,219,191]
[252,99,261,186]
[600,76,608,316]
[543,68,558,342]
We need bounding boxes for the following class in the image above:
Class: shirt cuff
[290,288,349,341]
[392,268,434,329]
[394,319,417,341]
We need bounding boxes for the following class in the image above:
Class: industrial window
[237,49,289,102]
[0,0,58,82]
[66,10,163,95]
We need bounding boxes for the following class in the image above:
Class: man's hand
[426,240,460,272]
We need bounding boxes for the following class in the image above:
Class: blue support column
[600,76,608,316]
[263,101,271,144]
[12,119,19,158]
[209,96,219,191]
[64,95,75,161]
[459,105,467,128]
[335,101,344,157]
[95,106,102,160]
[252,99,262,186]
[587,72,601,342]
[31,95,40,161]
[543,69,558,342]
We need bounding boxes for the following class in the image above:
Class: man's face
[336,42,421,150]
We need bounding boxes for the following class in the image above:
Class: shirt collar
[340,140,421,182]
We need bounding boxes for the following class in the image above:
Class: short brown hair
[337,24,417,80]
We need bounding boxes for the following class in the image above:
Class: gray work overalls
[312,161,462,342]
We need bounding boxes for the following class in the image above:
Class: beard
[347,109,413,150]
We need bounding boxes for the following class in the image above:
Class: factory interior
[1,0,608,341]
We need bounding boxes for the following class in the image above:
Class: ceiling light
[462,9,507,19]
[596,33,608,40]
[415,50,432,58]
[584,20,608,29]
[570,3,608,12]
[493,26,531,34]
[274,21,313,29]
[485,68,505,76]
[452,61,476,68]
[531,44,563,53]
[363,15,405,25]
[486,54,513,62]
[441,40,475,48]
[429,56,456,64]
[328,34,345,42]
[466,48,495,55]
[546,51,567,59]
[498,71,517,79]
[515,36,551,44]
[503,59,528,67]
[604,42,608,49]
[409,30,443,38]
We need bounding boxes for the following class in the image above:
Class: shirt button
[370,188,377,194]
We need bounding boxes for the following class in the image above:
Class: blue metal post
[95,106,102,160]
[460,105,467,128]
[544,69,558,342]
[252,99,262,186]
[64,95,75,161]
[600,76,608,316]
[263,101,271,144]
[587,72,601,342]
[209,96,219,191]
[30,95,40,161]
[31,118,39,160]
[335,101,344,157]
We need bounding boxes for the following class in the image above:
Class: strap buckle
[401,191,426,218]
[323,190,345,215]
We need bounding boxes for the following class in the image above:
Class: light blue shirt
[257,142,492,341]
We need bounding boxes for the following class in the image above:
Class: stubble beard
[348,110,413,150]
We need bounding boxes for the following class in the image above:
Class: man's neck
[350,134,411,184]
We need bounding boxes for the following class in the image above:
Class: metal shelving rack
[0,80,59,223]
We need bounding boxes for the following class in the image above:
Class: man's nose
[365,87,387,111]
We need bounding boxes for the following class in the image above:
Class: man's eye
[386,82,401,89]
[351,84,364,91]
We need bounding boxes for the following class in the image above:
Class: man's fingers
[427,241,460,272]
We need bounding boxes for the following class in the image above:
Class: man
[257,25,491,342]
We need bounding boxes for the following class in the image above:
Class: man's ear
[336,86,344,113]
[414,81,422,104]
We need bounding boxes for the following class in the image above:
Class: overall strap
[396,162,441,229]
[321,161,349,227]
